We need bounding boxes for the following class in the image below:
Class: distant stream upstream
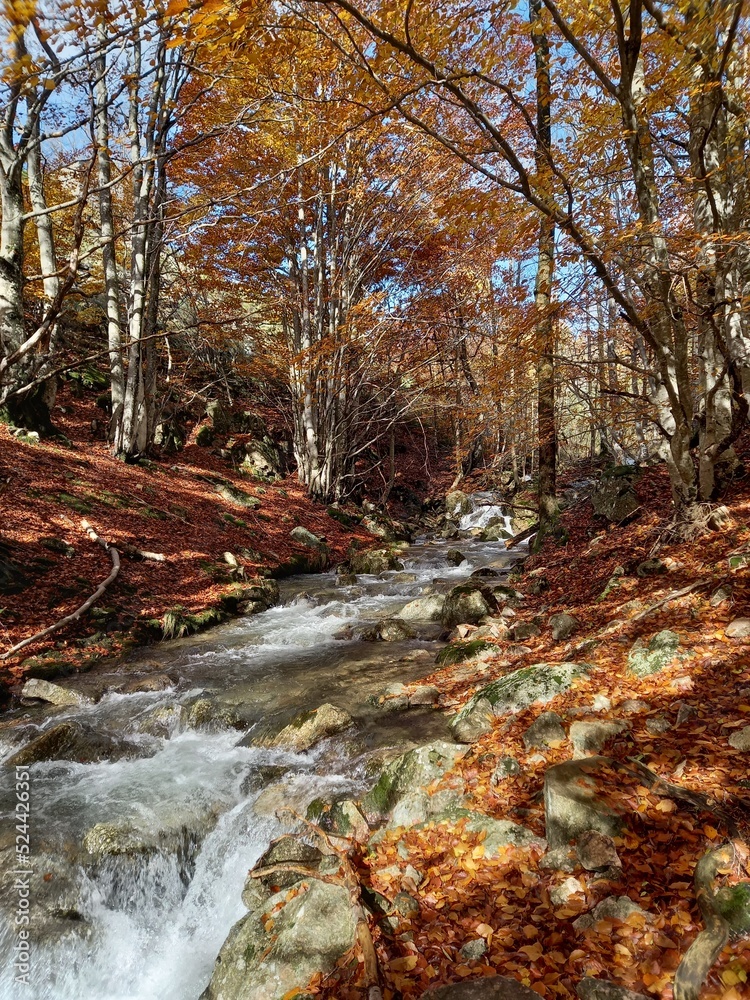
[0,503,521,1000]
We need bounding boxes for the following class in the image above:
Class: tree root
[673,843,735,1000]
[1,519,120,660]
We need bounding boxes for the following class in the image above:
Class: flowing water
[0,508,519,1000]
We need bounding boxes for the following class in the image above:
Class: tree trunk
[530,0,560,545]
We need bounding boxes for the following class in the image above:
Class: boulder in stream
[442,583,496,627]
[397,594,445,622]
[7,721,146,766]
[205,836,356,1000]
[244,703,354,753]
[21,678,93,707]
[349,546,405,574]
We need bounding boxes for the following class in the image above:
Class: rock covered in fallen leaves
[522,711,566,749]
[544,757,624,853]
[726,617,750,638]
[576,978,651,1000]
[626,629,684,677]
[569,719,627,759]
[422,975,541,999]
[728,725,750,750]
[549,611,580,641]
[576,830,621,871]
[21,677,93,708]
[451,661,591,743]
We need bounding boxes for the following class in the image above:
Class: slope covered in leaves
[308,449,750,1000]
[0,384,375,686]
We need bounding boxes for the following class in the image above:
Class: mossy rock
[215,482,261,509]
[627,630,683,678]
[435,639,495,667]
[451,661,591,738]
[161,605,226,640]
[195,424,214,447]
[360,740,467,825]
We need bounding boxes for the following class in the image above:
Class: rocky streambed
[0,502,530,1000]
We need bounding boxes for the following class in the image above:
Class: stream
[0,504,521,1000]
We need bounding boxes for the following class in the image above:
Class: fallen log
[1,520,120,660]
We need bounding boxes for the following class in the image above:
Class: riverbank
[0,384,394,688]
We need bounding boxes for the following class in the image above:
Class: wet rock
[248,703,354,754]
[446,548,467,566]
[409,684,440,707]
[446,491,473,518]
[627,630,683,677]
[183,698,245,733]
[328,800,369,842]
[491,756,521,784]
[0,846,89,945]
[7,722,143,766]
[120,673,174,694]
[20,678,92,708]
[349,547,404,574]
[471,567,500,579]
[451,662,590,742]
[573,896,649,933]
[544,757,624,853]
[576,980,650,1000]
[569,720,627,759]
[549,613,579,642]
[523,712,566,750]
[423,975,540,999]
[360,740,467,825]
[442,584,495,628]
[728,726,750,751]
[576,830,621,871]
[136,703,182,738]
[726,618,750,638]
[397,595,446,621]
[83,822,153,859]
[377,619,416,642]
[203,878,357,1000]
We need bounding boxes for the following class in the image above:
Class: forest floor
[0,383,383,689]
[311,439,750,1000]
